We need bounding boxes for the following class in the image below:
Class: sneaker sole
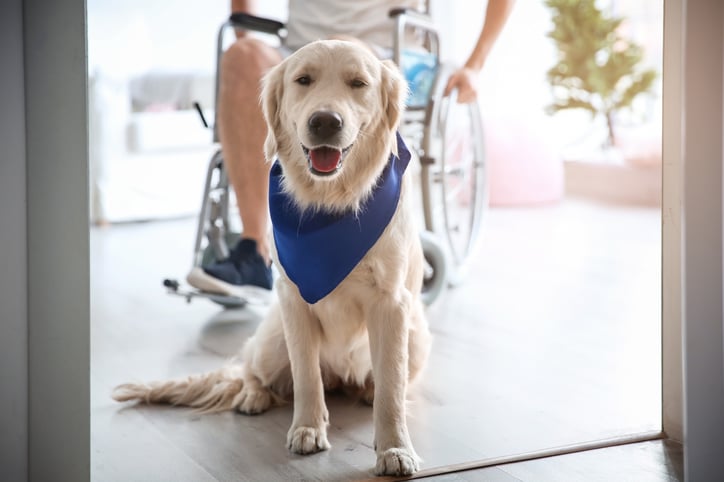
[186,267,273,305]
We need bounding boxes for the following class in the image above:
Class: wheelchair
[165,9,488,308]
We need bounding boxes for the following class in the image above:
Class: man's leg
[187,37,282,295]
[218,37,283,262]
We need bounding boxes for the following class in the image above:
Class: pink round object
[484,115,564,206]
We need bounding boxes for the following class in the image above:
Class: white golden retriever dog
[113,40,432,477]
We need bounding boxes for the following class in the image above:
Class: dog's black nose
[308,110,343,140]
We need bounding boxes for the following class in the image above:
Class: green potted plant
[545,0,657,148]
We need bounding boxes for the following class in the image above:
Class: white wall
[87,0,288,78]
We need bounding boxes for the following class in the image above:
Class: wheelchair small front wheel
[420,230,447,306]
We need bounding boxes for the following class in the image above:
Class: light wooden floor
[91,198,680,481]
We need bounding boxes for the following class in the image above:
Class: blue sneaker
[186,238,273,304]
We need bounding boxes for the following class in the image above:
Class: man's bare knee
[221,38,282,83]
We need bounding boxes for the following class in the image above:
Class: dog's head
[261,40,407,212]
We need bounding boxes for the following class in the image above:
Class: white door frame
[661,0,683,444]
[2,0,91,479]
[662,0,724,478]
[671,0,724,479]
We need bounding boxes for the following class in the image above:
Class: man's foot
[186,239,273,303]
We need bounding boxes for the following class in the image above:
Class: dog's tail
[111,364,245,413]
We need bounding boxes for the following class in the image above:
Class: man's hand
[444,66,480,104]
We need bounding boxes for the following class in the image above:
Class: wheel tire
[437,94,487,284]
[420,65,488,286]
[420,230,448,306]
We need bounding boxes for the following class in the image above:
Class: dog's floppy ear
[261,61,286,161]
[380,60,408,132]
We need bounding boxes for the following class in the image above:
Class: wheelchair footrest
[163,278,248,309]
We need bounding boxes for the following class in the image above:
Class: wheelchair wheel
[421,85,487,284]
[419,230,447,306]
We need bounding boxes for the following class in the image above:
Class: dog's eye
[350,78,368,88]
[295,75,312,86]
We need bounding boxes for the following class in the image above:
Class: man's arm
[444,0,516,103]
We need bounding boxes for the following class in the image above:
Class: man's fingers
[458,91,475,104]
[443,71,478,103]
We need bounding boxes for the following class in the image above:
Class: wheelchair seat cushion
[400,49,437,108]
[269,133,411,304]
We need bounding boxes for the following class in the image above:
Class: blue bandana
[269,133,411,304]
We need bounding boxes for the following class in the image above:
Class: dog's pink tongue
[310,147,342,173]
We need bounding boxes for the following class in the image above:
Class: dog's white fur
[113,40,432,477]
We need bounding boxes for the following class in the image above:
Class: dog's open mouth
[302,145,353,176]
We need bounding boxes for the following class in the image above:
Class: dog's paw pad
[287,426,330,455]
[234,387,272,415]
[375,448,420,476]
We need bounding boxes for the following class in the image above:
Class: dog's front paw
[234,386,272,415]
[375,448,420,476]
[287,425,330,455]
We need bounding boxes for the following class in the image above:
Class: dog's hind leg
[366,289,420,476]
[233,370,275,415]
[236,304,293,415]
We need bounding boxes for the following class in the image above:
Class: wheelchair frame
[170,9,488,307]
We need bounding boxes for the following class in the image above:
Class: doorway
[88,1,665,479]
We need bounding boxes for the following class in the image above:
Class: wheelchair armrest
[228,12,285,35]
[388,8,436,32]
[388,7,415,17]
[388,8,439,67]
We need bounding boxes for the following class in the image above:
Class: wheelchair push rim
[438,89,488,270]
[421,71,488,283]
